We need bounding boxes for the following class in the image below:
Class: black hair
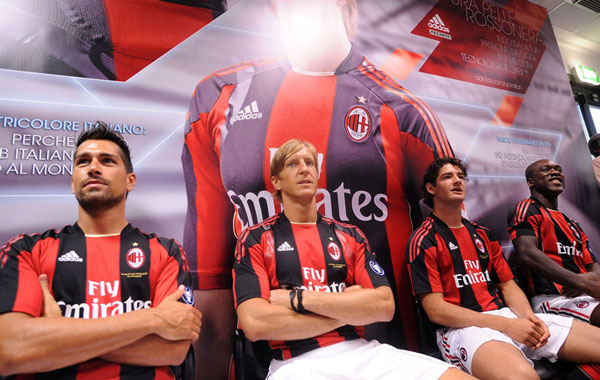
[76,121,133,173]
[589,134,600,157]
[422,157,468,208]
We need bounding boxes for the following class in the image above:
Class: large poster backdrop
[1,0,599,347]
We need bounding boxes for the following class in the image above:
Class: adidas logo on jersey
[231,100,263,124]
[277,241,294,252]
[448,242,458,250]
[58,250,83,262]
[427,13,451,40]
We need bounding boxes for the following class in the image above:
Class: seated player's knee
[504,362,538,380]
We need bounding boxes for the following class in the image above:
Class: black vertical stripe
[119,225,154,380]
[434,222,483,312]
[48,224,86,380]
[53,224,87,317]
[317,220,347,287]
[273,215,303,288]
[0,240,20,313]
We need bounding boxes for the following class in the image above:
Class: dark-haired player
[182,1,452,375]
[408,157,600,380]
[233,139,473,380]
[508,159,600,326]
[0,122,201,378]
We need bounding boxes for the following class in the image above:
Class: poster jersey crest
[183,46,453,348]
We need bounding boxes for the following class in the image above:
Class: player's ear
[126,173,136,192]
[271,175,281,191]
[425,182,436,197]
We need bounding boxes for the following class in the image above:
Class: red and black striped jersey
[407,214,513,312]
[507,197,596,295]
[182,45,452,348]
[233,212,389,360]
[0,223,190,380]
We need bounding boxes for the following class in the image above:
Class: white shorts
[533,294,600,323]
[436,308,573,374]
[267,339,454,380]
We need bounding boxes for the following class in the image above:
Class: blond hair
[270,139,319,201]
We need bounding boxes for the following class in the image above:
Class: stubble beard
[76,188,124,212]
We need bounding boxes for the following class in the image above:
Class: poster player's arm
[182,81,237,290]
[99,239,197,366]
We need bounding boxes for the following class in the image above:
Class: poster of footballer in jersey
[0,0,598,363]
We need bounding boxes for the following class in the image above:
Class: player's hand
[503,317,546,348]
[155,285,202,341]
[270,289,292,309]
[39,274,62,318]
[579,272,600,299]
[561,287,583,298]
[526,314,550,349]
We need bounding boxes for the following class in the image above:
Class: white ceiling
[531,0,600,72]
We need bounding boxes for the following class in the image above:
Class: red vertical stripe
[263,71,337,214]
[291,225,328,288]
[379,104,421,350]
[85,236,121,318]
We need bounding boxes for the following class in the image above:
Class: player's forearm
[420,293,510,332]
[497,280,535,319]
[99,335,192,366]
[301,287,394,325]
[237,299,344,342]
[0,309,160,375]
[515,237,584,290]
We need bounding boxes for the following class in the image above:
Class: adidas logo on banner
[58,250,84,262]
[231,100,263,124]
[448,242,458,250]
[277,241,294,252]
[427,13,451,40]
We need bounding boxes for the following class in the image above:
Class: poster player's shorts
[267,338,454,380]
[436,307,573,374]
[533,294,599,323]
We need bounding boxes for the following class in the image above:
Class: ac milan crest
[576,300,589,309]
[475,238,485,254]
[460,347,468,362]
[127,247,145,269]
[328,242,341,261]
[344,105,371,142]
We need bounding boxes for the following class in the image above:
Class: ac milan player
[508,159,600,326]
[233,139,473,380]
[408,157,600,380]
[183,1,452,376]
[0,123,201,378]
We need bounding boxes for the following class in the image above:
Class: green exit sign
[574,65,600,86]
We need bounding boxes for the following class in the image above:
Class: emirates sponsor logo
[454,260,490,288]
[556,242,582,257]
[228,182,388,233]
[57,280,151,319]
[301,266,345,292]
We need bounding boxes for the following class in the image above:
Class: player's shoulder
[126,225,183,256]
[0,225,72,257]
[465,219,498,242]
[195,56,284,90]
[239,214,281,246]
[322,215,366,241]
[507,197,540,224]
